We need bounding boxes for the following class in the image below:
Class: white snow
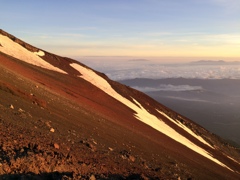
[157,110,214,149]
[0,34,66,74]
[34,50,45,56]
[70,63,233,171]
[227,156,240,165]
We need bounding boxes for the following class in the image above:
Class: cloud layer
[84,60,240,80]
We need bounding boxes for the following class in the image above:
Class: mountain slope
[0,29,240,179]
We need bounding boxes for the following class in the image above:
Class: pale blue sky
[1,0,240,61]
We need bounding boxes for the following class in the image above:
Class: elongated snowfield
[157,110,213,148]
[70,63,233,171]
[0,35,66,74]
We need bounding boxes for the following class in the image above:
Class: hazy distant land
[190,60,240,65]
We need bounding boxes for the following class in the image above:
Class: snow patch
[70,63,233,171]
[227,156,240,165]
[34,50,45,57]
[0,34,66,74]
[157,110,214,148]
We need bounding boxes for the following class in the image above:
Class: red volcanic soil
[0,51,240,179]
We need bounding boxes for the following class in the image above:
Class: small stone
[92,140,97,145]
[3,165,10,173]
[45,121,51,128]
[50,128,55,132]
[121,155,127,160]
[18,108,24,113]
[89,174,96,180]
[54,143,60,149]
[87,143,96,151]
[129,155,135,162]
[10,104,14,109]
[20,148,24,153]
[108,147,113,151]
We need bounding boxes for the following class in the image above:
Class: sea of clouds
[81,59,240,81]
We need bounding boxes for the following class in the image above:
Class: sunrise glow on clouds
[1,0,239,61]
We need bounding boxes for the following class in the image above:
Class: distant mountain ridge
[191,60,225,64]
[190,60,240,65]
[0,29,240,179]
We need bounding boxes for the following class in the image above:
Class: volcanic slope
[0,29,240,179]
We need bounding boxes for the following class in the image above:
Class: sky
[1,0,240,62]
